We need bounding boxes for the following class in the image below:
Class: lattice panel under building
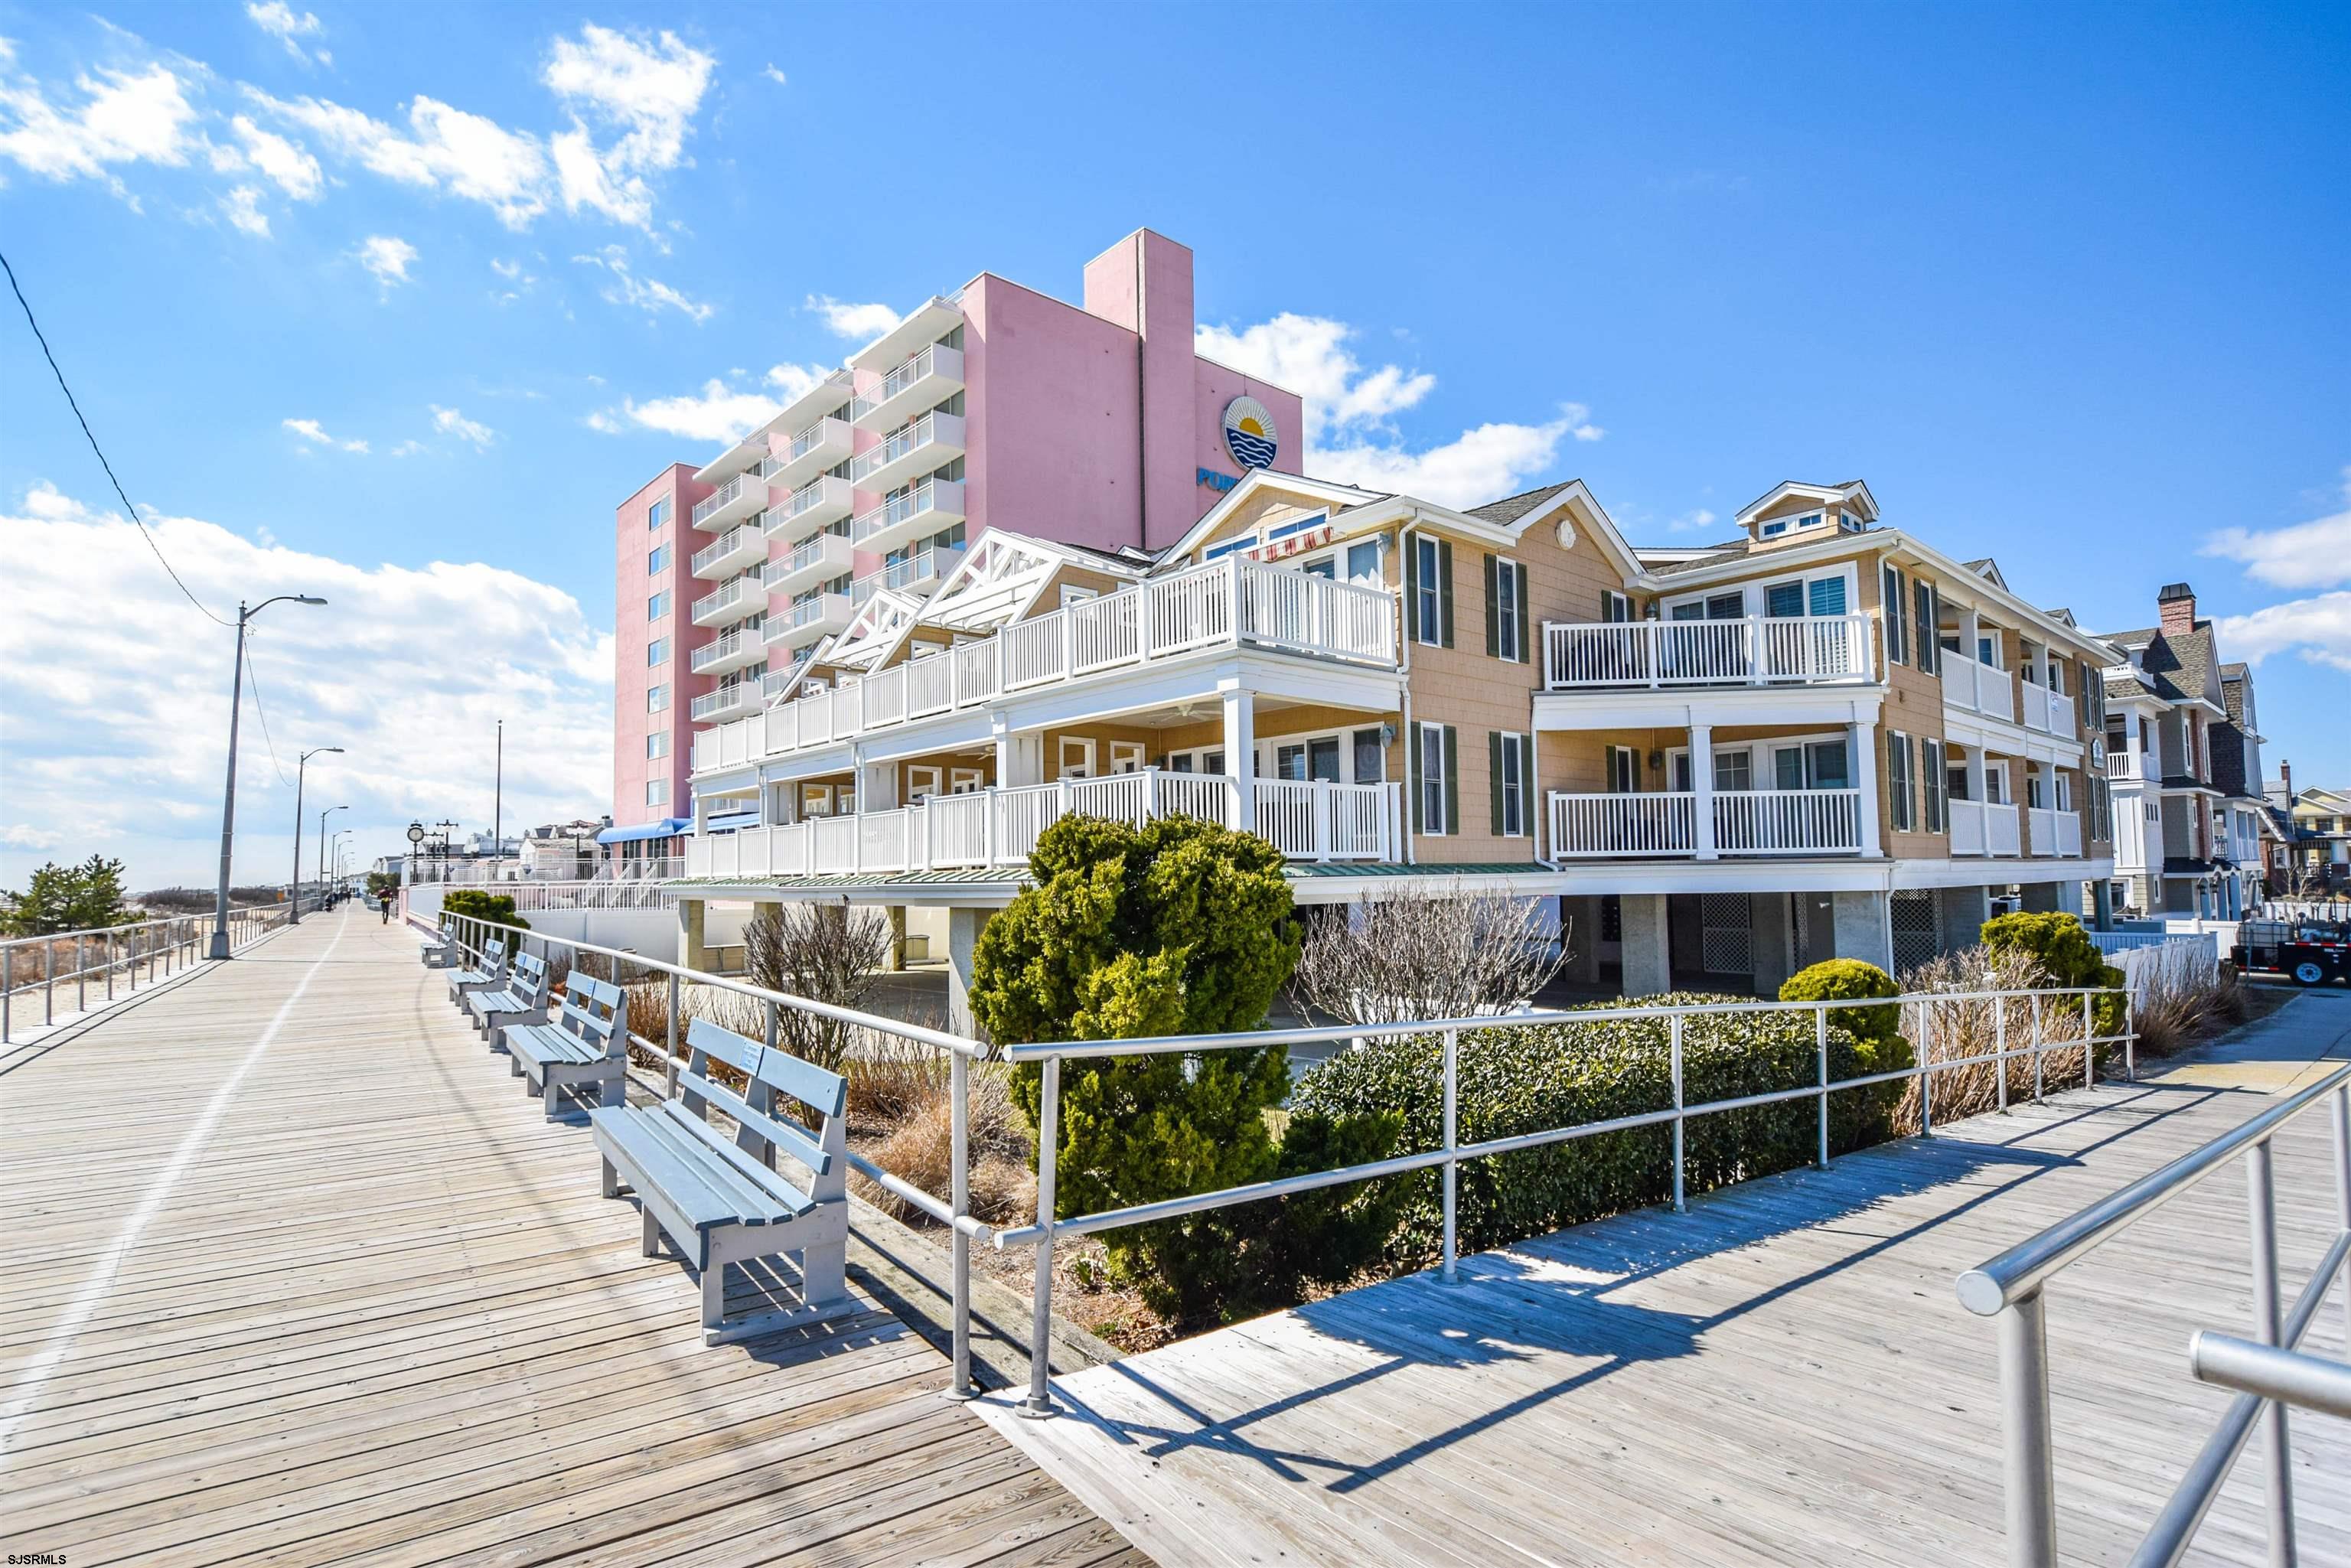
[1891,888,1940,977]
[1700,892,1753,976]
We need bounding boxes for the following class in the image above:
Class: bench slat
[677,1066,832,1179]
[657,1103,815,1218]
[599,1106,802,1231]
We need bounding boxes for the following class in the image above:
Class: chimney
[2281,758,2294,798]
[2157,582,2197,637]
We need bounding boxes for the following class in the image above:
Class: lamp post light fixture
[289,745,344,925]
[210,594,329,959]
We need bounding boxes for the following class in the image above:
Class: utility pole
[493,719,504,882]
[210,594,328,959]
[289,746,343,925]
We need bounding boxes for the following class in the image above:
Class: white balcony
[2028,806,2085,857]
[762,532,856,598]
[1941,650,2017,723]
[1546,788,1865,859]
[849,411,965,496]
[689,679,765,724]
[690,575,759,628]
[1541,614,1873,690]
[850,478,967,556]
[1950,797,2023,856]
[689,624,768,676]
[2106,749,2151,781]
[2019,682,2076,737]
[690,522,766,581]
[849,298,963,374]
[758,416,855,495]
[849,344,964,432]
[852,546,965,605]
[763,475,857,543]
[690,471,767,532]
[684,769,1400,879]
[700,557,1400,772]
[761,591,853,644]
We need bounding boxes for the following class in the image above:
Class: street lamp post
[210,594,328,959]
[318,805,348,914]
[289,745,344,925]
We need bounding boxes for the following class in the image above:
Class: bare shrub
[1293,887,1568,1025]
[2120,939,2233,1058]
[856,1062,1034,1227]
[846,1032,949,1128]
[743,901,894,1074]
[1893,947,2090,1130]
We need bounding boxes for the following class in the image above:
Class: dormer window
[1838,510,1865,532]
[1761,510,1826,540]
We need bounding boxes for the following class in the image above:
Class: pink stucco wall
[612,464,709,828]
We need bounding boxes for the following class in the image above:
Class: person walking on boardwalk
[378,887,393,924]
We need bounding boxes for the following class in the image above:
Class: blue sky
[2,2,2346,888]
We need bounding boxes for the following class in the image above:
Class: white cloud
[491,256,523,279]
[1668,508,1718,534]
[355,233,416,288]
[246,3,325,65]
[574,245,711,321]
[583,409,624,434]
[1195,311,1601,508]
[0,482,611,889]
[615,378,778,443]
[430,405,495,449]
[761,64,788,86]
[2216,592,2351,674]
[388,438,426,457]
[0,56,201,196]
[251,88,551,230]
[220,184,270,236]
[542,25,714,228]
[807,294,897,340]
[226,112,320,197]
[2203,469,2351,592]
[282,416,367,452]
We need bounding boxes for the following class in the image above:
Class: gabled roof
[1466,482,1575,529]
[1964,558,2011,592]
[922,526,1145,634]
[1733,479,1878,528]
[1154,469,1397,564]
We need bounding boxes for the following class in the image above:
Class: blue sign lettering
[1196,467,1240,493]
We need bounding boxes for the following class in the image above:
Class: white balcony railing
[849,344,964,431]
[690,471,764,531]
[2028,806,2085,857]
[2106,750,2150,781]
[1942,650,2017,722]
[1545,788,1864,858]
[1541,614,1873,690]
[849,410,965,494]
[762,531,854,598]
[1950,797,2023,856]
[689,576,757,627]
[683,771,1402,879]
[693,556,1399,771]
[689,680,764,723]
[853,545,965,605]
[690,522,764,580]
[2019,681,2076,737]
[689,624,765,676]
[851,478,966,551]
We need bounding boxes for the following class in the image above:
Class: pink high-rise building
[604,229,1302,859]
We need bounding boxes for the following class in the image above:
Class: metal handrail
[2190,1330,2351,1421]
[995,984,2132,1420]
[1,901,292,1042]
[425,908,990,1399]
[1955,1059,2351,1567]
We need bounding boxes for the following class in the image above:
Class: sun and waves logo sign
[1221,396,1278,470]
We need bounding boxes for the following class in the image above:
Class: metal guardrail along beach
[1,901,291,1042]
[1955,1060,2351,1568]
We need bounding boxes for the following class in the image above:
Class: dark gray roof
[1645,544,1752,579]
[1466,482,1574,528]
[2104,671,2159,700]
[2100,620,2216,707]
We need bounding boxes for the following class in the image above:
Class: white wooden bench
[506,972,627,1120]
[445,937,507,1004]
[468,950,551,1039]
[592,1016,853,1343]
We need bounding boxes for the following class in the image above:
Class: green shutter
[1516,563,1532,664]
[1404,536,1420,643]
[1443,725,1459,835]
[1438,539,1455,648]
[1408,725,1423,834]
[1484,553,1499,657]
[1489,730,1505,833]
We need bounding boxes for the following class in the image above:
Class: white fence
[1547,787,1864,857]
[692,556,1398,772]
[685,770,1403,879]
[1541,614,1872,690]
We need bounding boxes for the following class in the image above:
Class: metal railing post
[2082,993,2096,1092]
[44,941,54,1025]
[2124,993,2136,1083]
[2030,993,2044,1104]
[2245,1137,2296,1563]
[1670,1014,1687,1213]
[2335,1087,2351,1331]
[76,935,86,1012]
[1442,1027,1459,1280]
[1815,1005,1830,1169]
[1996,996,2009,1113]
[950,1051,973,1398]
[1920,1002,1934,1138]
[665,973,682,1099]
[1021,1056,1061,1420]
[3,945,11,1042]
[1997,1289,2061,1567]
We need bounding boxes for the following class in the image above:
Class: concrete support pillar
[1691,722,1717,859]
[1619,892,1671,998]
[1751,892,1798,996]
[1558,895,1602,986]
[2091,879,2116,931]
[1850,721,1883,856]
[1830,890,1893,973]
[2019,881,2064,914]
[1939,883,1992,954]
[679,897,713,973]
[887,905,908,971]
[1222,686,1257,832]
[945,906,990,1040]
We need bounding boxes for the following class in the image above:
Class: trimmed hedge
[1289,993,1896,1260]
[439,889,529,933]
[1779,959,1909,1065]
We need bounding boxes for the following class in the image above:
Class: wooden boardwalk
[0,908,1148,1568]
[981,994,2351,1567]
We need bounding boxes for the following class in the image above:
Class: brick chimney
[2157,582,2197,637]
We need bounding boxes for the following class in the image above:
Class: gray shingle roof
[2099,620,2216,707]
[1465,482,1574,528]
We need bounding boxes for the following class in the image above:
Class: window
[647,637,668,667]
[1923,740,1947,832]
[645,732,669,760]
[647,497,670,531]
[1668,589,1746,621]
[647,590,669,621]
[1060,585,1098,608]
[645,778,670,807]
[1407,535,1453,646]
[905,765,943,801]
[1485,555,1528,662]
[1267,512,1327,543]
[647,683,668,712]
[1110,741,1146,774]
[1352,727,1386,784]
[1913,579,1939,673]
[647,543,670,575]
[1204,533,1256,562]
[1883,564,1909,666]
[1491,732,1530,836]
[1606,745,1639,794]
[1345,539,1382,583]
[1057,737,1096,778]
[1766,581,1805,619]
[1714,750,1753,792]
[1775,739,1850,791]
[1887,732,1915,831]
[1414,722,1457,835]
[1601,589,1634,623]
[951,768,985,794]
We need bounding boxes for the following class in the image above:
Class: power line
[0,246,232,628]
[240,640,293,788]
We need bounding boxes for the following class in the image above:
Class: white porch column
[994,729,1042,788]
[1960,608,1984,706]
[944,906,989,1041]
[1966,744,1990,812]
[1691,722,1717,859]
[859,755,897,813]
[1223,686,1257,833]
[1849,720,1883,857]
